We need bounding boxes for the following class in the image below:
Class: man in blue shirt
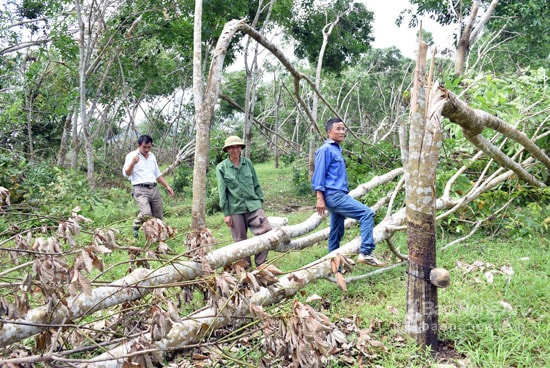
[312,118,385,267]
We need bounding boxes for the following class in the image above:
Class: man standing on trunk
[312,118,385,267]
[216,135,272,268]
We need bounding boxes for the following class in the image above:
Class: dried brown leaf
[368,339,388,352]
[0,186,11,209]
[78,273,92,295]
[14,234,29,251]
[288,273,305,287]
[258,263,283,276]
[500,265,514,276]
[35,331,50,351]
[335,272,347,292]
[32,238,47,252]
[73,214,93,224]
[192,353,209,360]
[331,258,339,274]
[94,244,113,254]
[158,241,169,254]
[68,219,81,237]
[166,300,181,322]
[306,294,323,303]
[81,248,94,273]
[500,300,513,311]
[246,273,261,291]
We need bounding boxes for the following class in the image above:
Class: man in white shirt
[123,135,174,238]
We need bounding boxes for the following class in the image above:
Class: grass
[3,160,548,367]
[122,161,548,366]
[191,161,548,367]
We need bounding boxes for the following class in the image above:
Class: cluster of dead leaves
[57,206,93,247]
[248,301,343,367]
[246,300,392,367]
[184,228,214,258]
[0,208,115,329]
[456,259,515,285]
[120,299,182,368]
[165,315,391,368]
[206,262,284,318]
[237,263,283,294]
[114,264,287,368]
[142,218,177,253]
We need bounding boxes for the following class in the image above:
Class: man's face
[138,142,152,156]
[327,122,346,143]
[226,145,242,159]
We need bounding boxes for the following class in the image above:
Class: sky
[359,0,455,58]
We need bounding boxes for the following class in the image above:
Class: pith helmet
[223,136,245,151]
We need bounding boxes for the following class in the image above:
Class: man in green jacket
[216,136,272,268]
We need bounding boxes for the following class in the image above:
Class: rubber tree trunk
[404,40,443,348]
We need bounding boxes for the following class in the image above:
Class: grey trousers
[132,185,163,229]
[229,208,272,267]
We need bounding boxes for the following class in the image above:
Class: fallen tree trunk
[79,159,530,367]
[1,14,548,361]
[441,89,549,187]
[0,169,403,348]
[0,154,535,366]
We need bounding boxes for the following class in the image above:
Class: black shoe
[132,227,139,239]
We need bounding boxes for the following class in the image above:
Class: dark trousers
[229,208,272,267]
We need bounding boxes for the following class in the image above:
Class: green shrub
[206,169,221,215]
[0,151,27,203]
[344,140,401,187]
[33,166,101,215]
[280,152,296,166]
[172,165,194,194]
[292,165,312,196]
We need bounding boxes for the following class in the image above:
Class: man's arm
[216,164,230,216]
[123,152,139,178]
[312,147,328,217]
[156,176,174,196]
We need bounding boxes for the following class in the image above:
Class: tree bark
[308,16,340,179]
[57,109,75,167]
[455,0,499,75]
[404,41,443,348]
[190,0,207,230]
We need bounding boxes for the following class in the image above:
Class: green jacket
[216,156,264,216]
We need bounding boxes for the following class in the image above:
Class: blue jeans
[324,190,375,255]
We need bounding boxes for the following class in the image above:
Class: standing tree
[399,0,499,75]
[400,0,549,74]
[402,38,443,347]
[190,0,208,231]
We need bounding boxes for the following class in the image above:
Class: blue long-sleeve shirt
[311,139,349,195]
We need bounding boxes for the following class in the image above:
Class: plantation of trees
[0,0,548,367]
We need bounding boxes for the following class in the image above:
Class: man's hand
[224,215,233,227]
[166,185,175,197]
[316,197,326,216]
